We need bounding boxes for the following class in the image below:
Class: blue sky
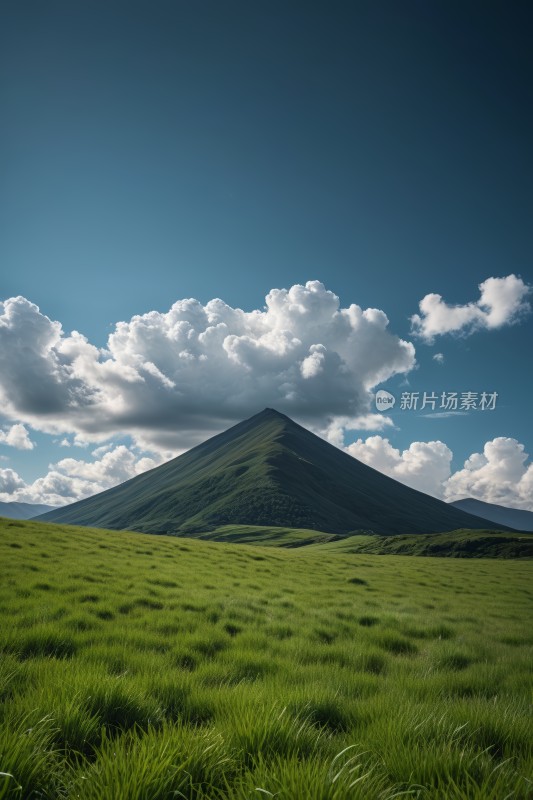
[0,1,532,509]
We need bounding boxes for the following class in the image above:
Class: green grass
[0,516,532,798]
[187,524,339,547]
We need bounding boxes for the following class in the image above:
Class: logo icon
[375,390,396,412]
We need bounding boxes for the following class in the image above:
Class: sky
[1,1,532,510]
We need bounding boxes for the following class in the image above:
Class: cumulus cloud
[411,274,531,342]
[0,468,26,495]
[346,434,533,511]
[0,445,163,507]
[347,436,453,498]
[0,423,34,450]
[433,353,445,364]
[0,283,415,452]
[444,437,533,510]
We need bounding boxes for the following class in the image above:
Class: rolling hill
[450,497,533,532]
[38,408,509,536]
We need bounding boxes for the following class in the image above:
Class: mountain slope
[38,409,508,535]
[0,501,56,519]
[450,498,533,532]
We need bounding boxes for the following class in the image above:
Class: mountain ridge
[450,497,533,532]
[38,408,510,536]
[0,501,57,520]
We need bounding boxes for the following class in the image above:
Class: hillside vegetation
[177,524,533,558]
[0,517,532,798]
[309,529,533,559]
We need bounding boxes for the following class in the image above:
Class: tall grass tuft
[71,723,235,800]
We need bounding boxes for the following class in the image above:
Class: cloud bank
[1,445,162,507]
[347,435,533,511]
[411,274,531,342]
[0,282,415,451]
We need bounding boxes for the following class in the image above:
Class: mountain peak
[246,407,294,426]
[39,409,499,536]
[259,407,288,417]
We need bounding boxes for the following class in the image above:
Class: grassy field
[0,516,532,798]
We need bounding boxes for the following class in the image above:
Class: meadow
[0,516,531,798]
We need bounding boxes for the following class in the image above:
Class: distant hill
[0,501,57,520]
[38,408,509,536]
[449,498,533,532]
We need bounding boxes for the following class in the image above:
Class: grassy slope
[1,516,532,799]
[309,529,533,559]
[189,524,339,547]
[39,409,503,536]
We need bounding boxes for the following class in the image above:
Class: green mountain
[38,408,507,536]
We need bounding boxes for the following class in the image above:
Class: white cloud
[50,446,158,486]
[411,274,531,342]
[300,344,326,379]
[318,414,395,448]
[346,434,533,511]
[348,414,395,432]
[347,436,453,498]
[0,423,34,450]
[423,411,468,419]
[444,437,533,510]
[0,445,163,507]
[433,353,445,364]
[0,468,26,495]
[0,283,416,452]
